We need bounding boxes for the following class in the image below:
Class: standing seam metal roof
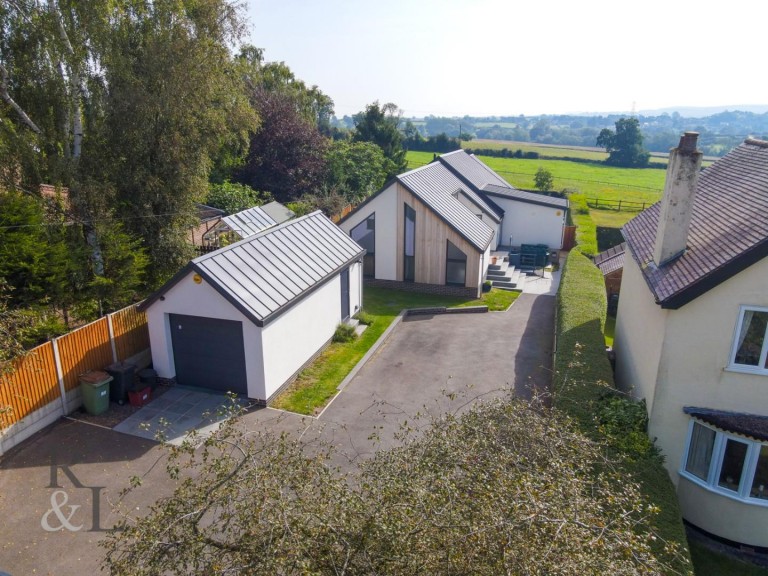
[142,211,364,326]
[438,150,512,190]
[397,162,495,251]
[481,183,569,208]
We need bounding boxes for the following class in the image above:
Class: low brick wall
[364,278,478,299]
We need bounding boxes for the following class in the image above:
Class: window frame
[728,305,768,375]
[350,213,375,278]
[445,240,467,287]
[680,420,768,506]
[403,203,416,282]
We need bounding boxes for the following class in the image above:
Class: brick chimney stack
[653,132,703,266]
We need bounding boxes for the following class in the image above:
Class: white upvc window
[729,306,768,374]
[681,421,768,504]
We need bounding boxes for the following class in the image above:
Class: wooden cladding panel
[396,184,482,288]
[0,343,58,427]
[56,318,113,391]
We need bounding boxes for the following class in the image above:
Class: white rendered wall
[339,185,398,280]
[261,270,353,399]
[145,272,266,399]
[616,254,768,546]
[614,255,668,413]
[492,197,565,249]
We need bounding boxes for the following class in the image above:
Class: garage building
[140,211,365,402]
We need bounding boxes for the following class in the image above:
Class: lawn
[271,287,520,415]
[689,540,768,576]
[590,208,639,228]
[464,139,609,162]
[406,150,667,205]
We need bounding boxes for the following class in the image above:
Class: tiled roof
[438,150,512,191]
[594,242,626,276]
[623,139,768,309]
[482,184,569,209]
[142,212,365,326]
[398,162,495,251]
[684,407,768,443]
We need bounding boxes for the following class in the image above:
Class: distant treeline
[464,147,540,159]
[386,110,768,157]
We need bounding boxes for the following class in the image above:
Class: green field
[406,150,666,205]
[464,139,609,161]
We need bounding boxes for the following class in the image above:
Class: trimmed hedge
[555,250,692,574]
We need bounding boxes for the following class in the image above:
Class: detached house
[615,134,768,549]
[338,150,567,297]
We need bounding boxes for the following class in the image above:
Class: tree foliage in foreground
[103,398,686,575]
[596,117,651,168]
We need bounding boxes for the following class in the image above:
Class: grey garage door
[169,314,248,395]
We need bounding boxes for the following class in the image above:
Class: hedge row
[554,250,691,574]
[566,194,598,256]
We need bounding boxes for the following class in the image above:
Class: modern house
[614,134,768,549]
[337,150,568,297]
[141,211,364,403]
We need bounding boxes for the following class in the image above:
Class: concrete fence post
[51,339,68,414]
[107,313,118,364]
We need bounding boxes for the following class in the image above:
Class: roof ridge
[744,137,768,148]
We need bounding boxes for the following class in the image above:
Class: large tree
[0,0,256,285]
[596,117,651,168]
[235,86,329,202]
[323,140,388,202]
[352,101,407,179]
[102,397,685,575]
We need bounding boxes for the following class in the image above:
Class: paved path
[0,293,555,575]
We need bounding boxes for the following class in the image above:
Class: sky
[245,0,763,118]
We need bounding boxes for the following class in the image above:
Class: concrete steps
[487,260,524,290]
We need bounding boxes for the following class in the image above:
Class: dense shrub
[555,250,691,573]
[332,323,357,343]
[596,225,625,252]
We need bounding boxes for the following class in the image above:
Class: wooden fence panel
[0,343,58,427]
[562,226,577,251]
[111,305,150,361]
[57,317,113,391]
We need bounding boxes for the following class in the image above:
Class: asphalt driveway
[0,293,555,575]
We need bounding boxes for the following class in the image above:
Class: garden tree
[103,397,686,575]
[0,278,35,366]
[206,181,273,215]
[353,101,408,179]
[0,0,256,286]
[597,117,651,167]
[323,140,388,202]
[534,166,554,192]
[235,87,329,202]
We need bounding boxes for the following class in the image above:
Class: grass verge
[272,287,519,415]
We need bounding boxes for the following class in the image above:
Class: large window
[404,204,415,282]
[446,240,467,286]
[682,421,768,504]
[730,306,768,373]
[350,213,375,278]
